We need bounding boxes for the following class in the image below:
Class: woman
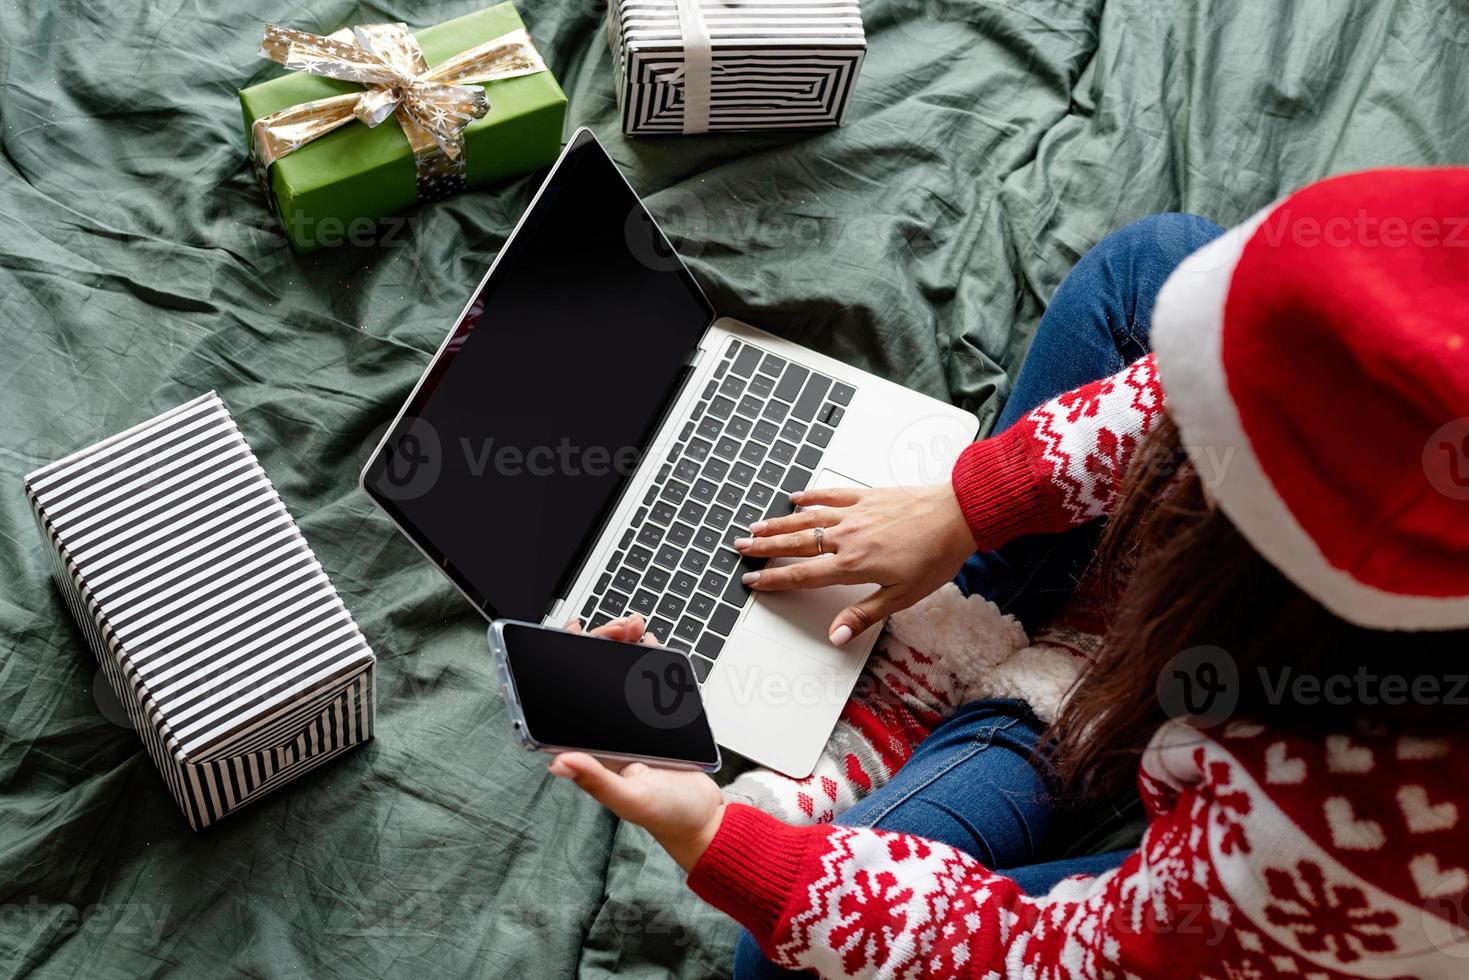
[556,168,1469,977]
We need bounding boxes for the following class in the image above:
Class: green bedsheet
[3,0,1467,976]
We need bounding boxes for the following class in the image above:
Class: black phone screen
[499,622,720,767]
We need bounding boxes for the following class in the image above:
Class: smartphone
[487,619,722,772]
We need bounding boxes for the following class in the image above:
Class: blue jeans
[732,214,1225,980]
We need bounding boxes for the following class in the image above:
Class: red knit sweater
[690,354,1469,977]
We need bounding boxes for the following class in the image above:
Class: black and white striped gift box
[24,392,376,830]
[609,0,865,135]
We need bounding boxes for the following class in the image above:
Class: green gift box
[239,3,567,253]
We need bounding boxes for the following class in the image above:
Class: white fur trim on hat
[1152,205,1469,631]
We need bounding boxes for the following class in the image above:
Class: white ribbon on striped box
[608,0,866,135]
[24,392,376,830]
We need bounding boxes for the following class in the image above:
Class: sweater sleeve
[952,353,1165,551]
[691,724,1437,978]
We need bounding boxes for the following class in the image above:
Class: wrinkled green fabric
[3,0,1468,976]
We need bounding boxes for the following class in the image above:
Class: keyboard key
[631,506,647,528]
[830,382,856,406]
[731,345,762,377]
[757,461,784,486]
[752,420,779,444]
[656,594,686,622]
[597,572,612,594]
[680,550,710,574]
[709,602,741,636]
[643,486,658,506]
[693,526,720,551]
[792,375,832,422]
[601,589,630,614]
[644,567,671,592]
[719,375,746,398]
[737,394,763,418]
[769,440,796,464]
[795,444,822,470]
[691,654,716,683]
[716,483,743,507]
[675,616,704,642]
[690,401,705,422]
[714,436,741,460]
[747,483,774,507]
[735,504,762,528]
[726,339,742,356]
[713,360,728,379]
[826,405,846,427]
[764,494,796,522]
[651,500,677,525]
[688,592,716,619]
[667,636,692,653]
[709,396,735,420]
[780,419,807,444]
[679,500,708,525]
[759,353,786,377]
[781,467,813,494]
[697,416,723,440]
[738,441,765,465]
[725,415,752,440]
[747,374,774,398]
[773,364,809,403]
[620,528,634,550]
[588,612,612,631]
[581,596,597,619]
[686,437,712,462]
[649,616,675,642]
[722,526,744,548]
[704,458,730,482]
[723,557,765,606]
[761,400,789,423]
[630,589,658,617]
[637,523,663,548]
[699,569,729,597]
[670,572,698,597]
[692,479,718,503]
[705,504,735,529]
[730,462,756,485]
[710,548,740,574]
[655,544,682,570]
[661,480,689,504]
[679,421,695,441]
[606,549,624,572]
[696,634,725,661]
[808,424,833,448]
[627,546,652,570]
[668,521,695,547]
[613,568,639,594]
[703,380,717,399]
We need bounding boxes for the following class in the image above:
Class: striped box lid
[610,0,865,134]
[24,392,375,766]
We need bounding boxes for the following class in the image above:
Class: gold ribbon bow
[251,22,547,201]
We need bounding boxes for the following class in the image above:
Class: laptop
[360,128,977,777]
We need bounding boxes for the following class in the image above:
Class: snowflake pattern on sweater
[691,723,1469,978]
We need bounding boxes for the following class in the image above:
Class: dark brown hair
[1049,416,1469,797]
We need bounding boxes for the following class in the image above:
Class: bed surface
[2,0,1467,975]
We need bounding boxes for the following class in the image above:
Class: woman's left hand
[549,614,726,871]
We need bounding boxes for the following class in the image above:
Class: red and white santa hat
[1151,167,1469,631]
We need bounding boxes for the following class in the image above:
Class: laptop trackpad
[741,469,877,659]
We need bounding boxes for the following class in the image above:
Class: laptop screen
[363,131,714,620]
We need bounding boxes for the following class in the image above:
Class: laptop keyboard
[579,339,856,684]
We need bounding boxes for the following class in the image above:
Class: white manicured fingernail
[742,571,761,585]
[789,491,803,503]
[734,537,753,550]
[749,521,767,534]
[829,625,853,647]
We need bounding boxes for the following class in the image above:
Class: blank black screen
[502,623,719,766]
[365,133,712,619]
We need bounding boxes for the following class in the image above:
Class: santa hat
[1151,168,1469,631]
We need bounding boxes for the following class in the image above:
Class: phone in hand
[487,619,722,772]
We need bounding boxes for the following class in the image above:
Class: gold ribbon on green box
[250,22,548,201]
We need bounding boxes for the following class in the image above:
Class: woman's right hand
[732,482,977,646]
